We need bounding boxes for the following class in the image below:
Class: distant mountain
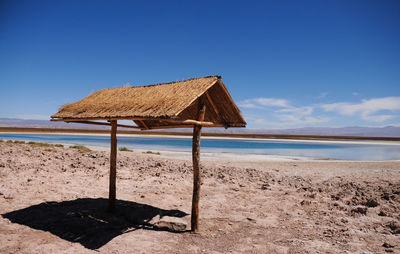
[0,118,399,137]
[0,118,108,130]
[227,126,400,137]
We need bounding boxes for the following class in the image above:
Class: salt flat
[0,141,399,253]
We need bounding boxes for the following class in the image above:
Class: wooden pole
[108,120,117,213]
[66,120,140,129]
[191,102,206,232]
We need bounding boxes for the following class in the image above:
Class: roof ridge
[127,75,221,89]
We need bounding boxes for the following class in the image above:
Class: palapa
[51,75,246,232]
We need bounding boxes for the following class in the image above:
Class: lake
[0,133,399,161]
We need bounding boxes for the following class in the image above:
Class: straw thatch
[51,75,246,129]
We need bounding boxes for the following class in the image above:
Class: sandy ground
[0,141,399,254]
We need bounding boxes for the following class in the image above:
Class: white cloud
[240,96,400,128]
[277,106,329,125]
[242,101,330,128]
[278,106,313,116]
[254,98,290,107]
[238,102,259,109]
[279,115,329,125]
[322,97,400,122]
[360,114,394,122]
[243,115,283,129]
[317,92,328,98]
[239,97,290,109]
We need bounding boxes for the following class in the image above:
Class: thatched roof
[51,76,246,130]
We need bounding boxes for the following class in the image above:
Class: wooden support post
[108,120,117,213]
[191,102,206,232]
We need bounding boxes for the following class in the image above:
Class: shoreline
[69,145,400,163]
[0,137,319,162]
[1,136,400,162]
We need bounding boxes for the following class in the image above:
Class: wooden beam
[148,124,224,130]
[51,117,150,122]
[205,91,228,128]
[53,116,230,128]
[148,124,245,129]
[191,102,206,233]
[205,91,219,115]
[163,119,215,126]
[66,120,140,129]
[108,120,117,213]
[52,117,217,126]
[138,120,149,130]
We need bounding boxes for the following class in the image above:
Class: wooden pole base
[191,102,206,232]
[191,124,202,232]
[108,120,117,213]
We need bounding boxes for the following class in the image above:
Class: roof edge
[127,75,221,89]
[173,78,220,117]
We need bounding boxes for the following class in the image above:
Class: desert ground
[0,140,399,253]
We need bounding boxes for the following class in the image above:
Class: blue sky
[0,0,399,129]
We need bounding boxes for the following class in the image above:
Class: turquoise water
[1,133,399,161]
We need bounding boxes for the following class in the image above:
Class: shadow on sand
[2,198,189,249]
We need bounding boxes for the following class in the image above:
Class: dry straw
[51,75,246,129]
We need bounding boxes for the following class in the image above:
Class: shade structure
[50,75,246,232]
[51,75,245,129]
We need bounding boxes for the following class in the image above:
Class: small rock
[386,221,400,234]
[382,192,391,201]
[363,199,379,208]
[382,242,394,248]
[341,218,348,223]
[331,194,340,201]
[351,207,367,215]
[301,200,311,206]
[148,214,161,224]
[4,195,13,200]
[378,211,387,217]
[155,221,186,231]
